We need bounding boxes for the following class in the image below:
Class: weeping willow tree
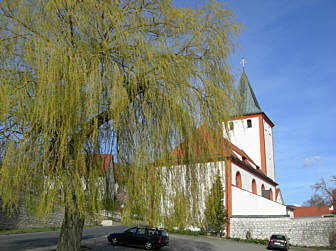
[0,0,240,250]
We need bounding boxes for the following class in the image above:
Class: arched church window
[261,184,265,191]
[235,171,242,188]
[247,119,252,128]
[270,188,273,200]
[252,179,256,194]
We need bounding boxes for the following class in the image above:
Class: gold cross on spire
[241,57,246,70]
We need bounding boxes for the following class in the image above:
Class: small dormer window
[229,122,234,131]
[247,119,252,128]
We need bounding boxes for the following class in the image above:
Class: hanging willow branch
[0,0,241,229]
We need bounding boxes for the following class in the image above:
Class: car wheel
[144,241,153,250]
[111,237,118,245]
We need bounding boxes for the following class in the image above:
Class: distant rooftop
[291,205,334,217]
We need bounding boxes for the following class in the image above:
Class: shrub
[204,173,227,234]
[330,231,336,248]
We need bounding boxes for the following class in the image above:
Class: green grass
[0,227,60,234]
[167,229,208,236]
[0,225,100,235]
[231,237,268,245]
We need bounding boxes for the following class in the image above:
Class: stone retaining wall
[0,206,64,229]
[0,200,102,230]
[230,216,336,247]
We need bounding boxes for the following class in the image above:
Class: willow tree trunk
[56,205,85,251]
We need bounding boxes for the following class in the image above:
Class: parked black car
[107,227,169,250]
[267,234,289,251]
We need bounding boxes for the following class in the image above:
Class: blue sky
[175,0,336,205]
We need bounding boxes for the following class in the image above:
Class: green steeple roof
[237,71,262,115]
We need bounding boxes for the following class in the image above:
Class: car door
[123,227,137,245]
[134,227,147,246]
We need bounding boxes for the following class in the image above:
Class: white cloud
[303,156,321,167]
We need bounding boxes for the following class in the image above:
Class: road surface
[0,225,315,251]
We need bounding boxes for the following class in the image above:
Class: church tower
[227,69,276,181]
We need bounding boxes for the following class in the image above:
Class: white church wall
[231,186,287,216]
[223,117,262,168]
[199,161,226,211]
[263,119,275,181]
[231,163,276,198]
[161,161,226,223]
[198,161,226,222]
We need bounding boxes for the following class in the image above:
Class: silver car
[267,234,289,251]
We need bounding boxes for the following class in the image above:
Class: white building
[227,70,286,216]
[164,69,288,236]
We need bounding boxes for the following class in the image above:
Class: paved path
[0,226,328,251]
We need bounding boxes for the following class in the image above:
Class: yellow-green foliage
[0,0,240,226]
[204,172,227,232]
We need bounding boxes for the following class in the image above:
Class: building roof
[169,124,230,163]
[85,154,113,173]
[237,71,263,116]
[291,205,334,217]
[100,154,113,173]
[168,125,278,186]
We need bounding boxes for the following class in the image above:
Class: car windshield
[271,235,286,240]
[125,228,137,234]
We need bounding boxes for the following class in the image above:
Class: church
[162,66,290,237]
[222,68,289,236]
[103,65,291,237]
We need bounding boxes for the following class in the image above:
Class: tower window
[247,119,252,128]
[229,122,234,131]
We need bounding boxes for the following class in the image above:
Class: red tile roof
[292,205,334,217]
[169,124,230,162]
[169,124,260,168]
[86,154,114,173]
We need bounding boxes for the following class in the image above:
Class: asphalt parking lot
[0,226,328,251]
